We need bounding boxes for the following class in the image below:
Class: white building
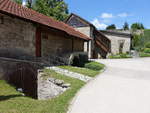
[100,30,133,55]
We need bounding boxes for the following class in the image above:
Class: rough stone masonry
[38,70,71,100]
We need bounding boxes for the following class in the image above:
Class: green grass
[59,62,105,77]
[0,69,85,113]
[139,52,150,57]
[84,61,105,71]
[108,53,132,59]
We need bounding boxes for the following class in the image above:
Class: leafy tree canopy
[106,24,116,30]
[131,23,145,30]
[123,22,129,30]
[13,0,69,21]
[33,0,69,21]
[13,0,22,4]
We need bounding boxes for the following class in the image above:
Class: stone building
[0,0,91,60]
[65,13,111,59]
[100,30,132,55]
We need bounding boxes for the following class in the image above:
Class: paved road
[68,58,150,113]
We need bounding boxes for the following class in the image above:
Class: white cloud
[101,13,113,19]
[91,18,108,30]
[100,12,130,18]
[117,13,129,17]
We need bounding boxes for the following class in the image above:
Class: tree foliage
[13,0,69,21]
[123,22,129,30]
[106,24,116,30]
[13,0,22,4]
[131,23,145,31]
[33,0,69,21]
[13,0,32,8]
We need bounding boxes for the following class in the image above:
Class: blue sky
[64,0,150,29]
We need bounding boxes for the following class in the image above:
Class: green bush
[85,62,104,71]
[143,48,150,53]
[71,52,88,67]
[145,42,150,48]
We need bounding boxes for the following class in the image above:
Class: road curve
[68,58,150,113]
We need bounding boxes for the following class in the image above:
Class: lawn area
[108,53,132,59]
[59,61,105,77]
[139,52,150,57]
[0,70,85,113]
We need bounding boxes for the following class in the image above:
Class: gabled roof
[65,13,95,27]
[65,13,110,39]
[0,0,91,41]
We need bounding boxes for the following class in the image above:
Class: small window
[42,33,48,39]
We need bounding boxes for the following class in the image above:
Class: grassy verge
[108,53,132,59]
[139,52,150,57]
[0,69,85,113]
[59,61,105,77]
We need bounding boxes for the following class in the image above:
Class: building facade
[100,30,132,55]
[65,13,111,59]
[0,0,91,60]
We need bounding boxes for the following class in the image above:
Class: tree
[13,0,33,8]
[13,0,69,21]
[131,23,145,31]
[13,0,22,4]
[106,24,116,30]
[27,0,33,8]
[123,22,129,30]
[33,0,69,21]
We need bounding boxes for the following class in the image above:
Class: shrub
[145,42,150,48]
[143,48,150,53]
[71,52,88,67]
[85,62,104,71]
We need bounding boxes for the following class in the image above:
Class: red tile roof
[0,0,91,41]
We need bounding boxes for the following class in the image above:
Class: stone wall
[38,70,70,100]
[75,27,94,58]
[0,13,85,59]
[0,13,36,58]
[105,34,131,54]
[76,27,91,37]
[73,38,84,52]
[41,33,84,57]
[0,58,38,98]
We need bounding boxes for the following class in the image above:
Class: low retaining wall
[0,57,41,98]
[0,57,72,100]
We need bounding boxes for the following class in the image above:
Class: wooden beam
[72,38,74,52]
[35,27,41,57]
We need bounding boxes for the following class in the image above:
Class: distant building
[100,30,133,55]
[65,13,111,58]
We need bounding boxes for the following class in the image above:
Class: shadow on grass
[0,94,23,101]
